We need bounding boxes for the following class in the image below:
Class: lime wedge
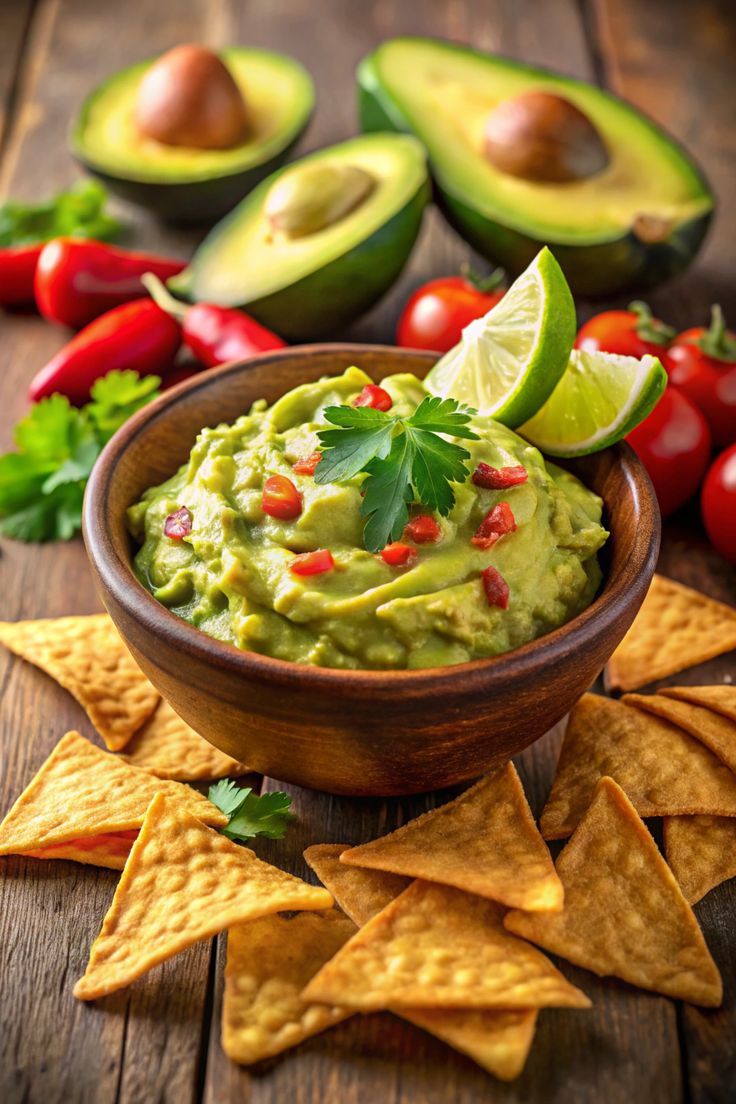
[519,349,667,457]
[424,246,576,427]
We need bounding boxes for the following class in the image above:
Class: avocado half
[169,133,430,340]
[358,38,714,295]
[71,48,314,223]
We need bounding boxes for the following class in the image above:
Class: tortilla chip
[74,792,333,1000]
[625,692,736,772]
[540,694,736,839]
[340,764,562,911]
[664,815,736,905]
[303,879,590,1011]
[222,911,355,1064]
[21,830,138,871]
[0,615,159,750]
[605,575,736,692]
[661,684,736,725]
[0,731,227,857]
[304,844,538,1081]
[121,700,250,781]
[506,778,722,1007]
[304,844,410,925]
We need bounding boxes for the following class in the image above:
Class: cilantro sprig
[315,395,479,552]
[208,780,295,842]
[0,371,160,542]
[0,180,120,248]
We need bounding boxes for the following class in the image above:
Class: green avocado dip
[127,366,608,670]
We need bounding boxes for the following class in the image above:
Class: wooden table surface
[1,2,734,1102]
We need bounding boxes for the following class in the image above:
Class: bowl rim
[83,343,661,699]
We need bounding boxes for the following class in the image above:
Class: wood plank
[0,1,34,155]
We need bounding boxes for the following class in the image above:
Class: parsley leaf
[315,394,479,553]
[0,180,120,248]
[208,780,294,842]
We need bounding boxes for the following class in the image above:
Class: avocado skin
[358,45,713,296]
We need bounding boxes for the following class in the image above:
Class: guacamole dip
[128,367,608,669]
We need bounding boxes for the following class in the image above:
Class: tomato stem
[695,305,736,362]
[460,263,506,294]
[628,300,675,346]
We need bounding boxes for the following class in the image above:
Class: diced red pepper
[471,502,516,549]
[472,463,528,489]
[292,451,322,476]
[481,565,510,609]
[353,384,393,411]
[163,506,192,540]
[404,514,442,544]
[262,475,302,519]
[290,550,335,576]
[380,542,418,567]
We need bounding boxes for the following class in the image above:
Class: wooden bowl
[84,345,660,795]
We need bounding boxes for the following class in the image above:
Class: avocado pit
[483,90,609,184]
[264,163,376,238]
[135,44,248,150]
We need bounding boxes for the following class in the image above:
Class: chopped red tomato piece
[262,474,302,519]
[353,384,393,411]
[163,505,192,540]
[380,542,418,567]
[290,549,335,576]
[481,565,509,609]
[292,451,322,475]
[404,514,442,543]
[472,463,528,489]
[471,502,517,549]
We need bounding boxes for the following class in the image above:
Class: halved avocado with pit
[358,37,714,295]
[71,47,314,223]
[169,133,430,340]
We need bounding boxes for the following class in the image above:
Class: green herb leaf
[361,430,416,552]
[87,370,161,444]
[208,780,295,842]
[406,427,472,517]
[0,180,121,248]
[406,395,479,438]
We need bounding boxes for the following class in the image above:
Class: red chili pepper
[164,506,192,540]
[28,298,182,405]
[481,565,509,609]
[35,238,186,329]
[471,502,517,549]
[0,244,44,306]
[353,384,393,411]
[144,273,285,367]
[262,475,302,520]
[404,514,442,544]
[380,542,418,567]
[472,463,528,489]
[290,549,335,576]
[292,452,322,476]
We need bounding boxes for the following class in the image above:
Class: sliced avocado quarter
[169,133,430,340]
[71,48,314,222]
[358,37,714,295]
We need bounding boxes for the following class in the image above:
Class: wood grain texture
[0,0,734,1101]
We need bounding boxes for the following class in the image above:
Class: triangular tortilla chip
[605,575,736,692]
[304,844,538,1081]
[540,694,736,839]
[340,764,562,911]
[74,793,333,1000]
[661,684,736,725]
[121,700,250,781]
[302,879,590,1011]
[21,830,138,871]
[222,911,355,1064]
[0,615,159,750]
[664,815,736,905]
[0,731,227,857]
[625,692,736,772]
[506,778,722,1007]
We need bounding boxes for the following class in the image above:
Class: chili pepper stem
[141,272,189,322]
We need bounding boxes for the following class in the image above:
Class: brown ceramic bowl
[84,344,660,796]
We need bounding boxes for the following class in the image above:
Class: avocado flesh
[358,39,712,291]
[170,134,429,338]
[72,47,313,184]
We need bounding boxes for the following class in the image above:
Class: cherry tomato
[404,514,442,543]
[667,307,736,448]
[292,451,322,476]
[290,550,335,576]
[471,502,517,549]
[701,445,736,564]
[396,268,506,352]
[575,301,674,366]
[626,386,712,518]
[380,542,418,567]
[353,384,393,411]
[481,565,509,609]
[262,475,302,520]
